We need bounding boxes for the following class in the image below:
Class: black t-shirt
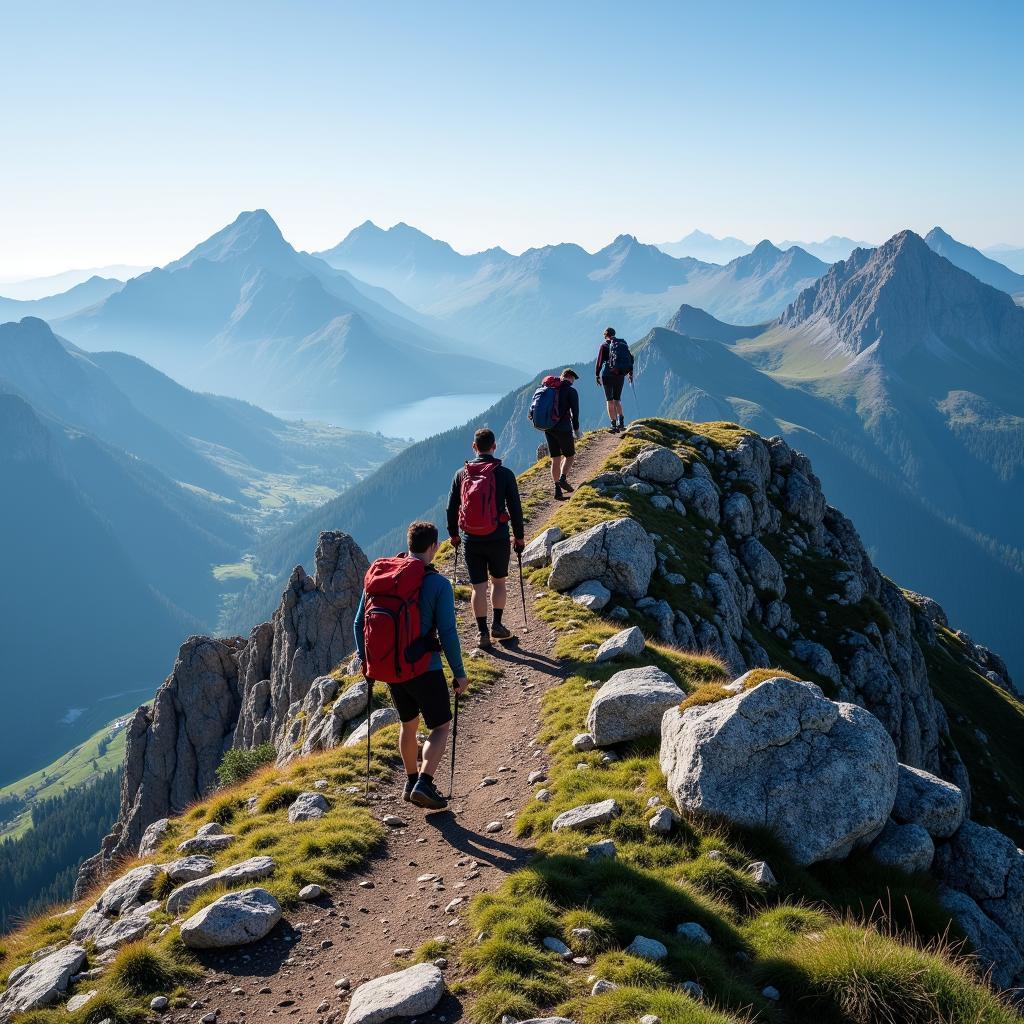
[446,454,525,543]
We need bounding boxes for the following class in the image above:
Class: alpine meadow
[2,4,1024,1024]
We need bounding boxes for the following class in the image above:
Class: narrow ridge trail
[176,430,622,1024]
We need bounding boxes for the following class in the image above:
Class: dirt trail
[176,430,620,1024]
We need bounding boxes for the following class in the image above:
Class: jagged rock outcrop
[77,532,367,892]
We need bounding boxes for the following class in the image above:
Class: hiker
[447,427,525,649]
[528,368,581,500]
[595,326,634,432]
[354,520,470,811]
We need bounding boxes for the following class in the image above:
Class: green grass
[211,556,258,583]
[216,742,277,787]
[0,713,132,840]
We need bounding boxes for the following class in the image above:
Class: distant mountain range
[0,316,405,786]
[924,227,1024,299]
[316,223,827,366]
[657,231,870,265]
[984,244,1024,275]
[0,266,149,301]
[233,228,1024,685]
[57,211,521,419]
[0,276,124,322]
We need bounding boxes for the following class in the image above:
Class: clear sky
[1,0,1021,277]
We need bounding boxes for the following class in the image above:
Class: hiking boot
[491,622,513,642]
[410,776,449,810]
[558,476,574,493]
[608,423,620,433]
[402,777,416,802]
[554,481,566,501]
[477,631,493,649]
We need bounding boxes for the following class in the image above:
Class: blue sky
[1,0,1021,276]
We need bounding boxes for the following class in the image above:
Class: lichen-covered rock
[288,792,330,822]
[739,537,784,597]
[891,764,965,839]
[660,678,898,865]
[624,936,667,961]
[552,800,620,832]
[570,580,611,611]
[937,887,1023,990]
[166,856,276,915]
[587,666,683,746]
[163,855,215,883]
[593,626,646,664]
[623,445,687,485]
[343,963,444,1024]
[868,819,934,874]
[721,492,754,538]
[522,528,564,569]
[137,818,169,857]
[344,707,401,747]
[179,888,282,949]
[0,945,86,1022]
[549,518,656,600]
[676,476,720,523]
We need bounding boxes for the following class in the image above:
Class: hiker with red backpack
[595,326,634,432]
[529,368,581,500]
[446,427,525,649]
[353,521,469,811]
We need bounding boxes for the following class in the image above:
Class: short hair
[474,427,496,452]
[407,520,438,554]
[561,368,579,381]
[604,326,616,338]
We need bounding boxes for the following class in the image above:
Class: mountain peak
[166,209,292,271]
[751,239,782,256]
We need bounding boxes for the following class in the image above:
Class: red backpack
[458,460,507,536]
[362,555,433,684]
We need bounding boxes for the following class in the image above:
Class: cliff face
[77,532,367,892]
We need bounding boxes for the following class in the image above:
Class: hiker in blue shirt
[354,521,469,810]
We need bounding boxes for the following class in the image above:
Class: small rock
[762,985,780,1001]
[640,1015,661,1024]
[342,963,443,1024]
[552,799,620,832]
[434,958,448,969]
[572,733,596,752]
[481,776,498,787]
[299,884,324,901]
[746,861,777,887]
[585,839,617,860]
[382,816,406,828]
[288,792,330,822]
[624,936,667,961]
[150,995,170,1010]
[528,770,547,784]
[484,821,503,834]
[590,979,617,995]
[66,990,98,1012]
[593,627,646,664]
[335,979,351,989]
[676,922,712,945]
[535,789,552,802]
[542,937,571,957]
[682,981,703,999]
[394,948,413,957]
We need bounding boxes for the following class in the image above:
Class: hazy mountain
[0,266,149,301]
[984,244,1024,275]
[59,211,520,418]
[664,304,769,344]
[776,235,870,263]
[924,227,1024,298]
[0,276,124,322]
[0,393,212,786]
[318,225,826,366]
[655,229,752,264]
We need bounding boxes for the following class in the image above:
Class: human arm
[353,590,367,667]
[446,469,462,543]
[504,469,525,543]
[569,386,580,433]
[595,342,607,381]
[432,576,466,679]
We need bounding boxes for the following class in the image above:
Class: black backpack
[607,336,634,375]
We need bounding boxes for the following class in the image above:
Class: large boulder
[937,887,1023,990]
[288,792,330,822]
[739,537,785,597]
[92,863,163,916]
[343,963,444,1024]
[623,446,686,485]
[676,476,720,523]
[933,820,1024,954]
[549,518,656,600]
[593,627,645,664]
[660,677,898,865]
[587,666,684,746]
[163,855,215,883]
[522,528,564,569]
[891,764,965,839]
[179,887,282,949]
[166,856,276,915]
[0,945,86,1022]
[138,818,170,857]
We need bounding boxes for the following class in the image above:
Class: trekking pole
[451,542,460,587]
[365,685,372,800]
[448,688,459,799]
[629,376,638,421]
[517,551,529,630]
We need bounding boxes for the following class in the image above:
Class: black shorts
[545,429,576,458]
[387,669,452,730]
[464,535,511,584]
[602,373,625,401]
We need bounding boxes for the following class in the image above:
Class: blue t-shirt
[353,565,466,679]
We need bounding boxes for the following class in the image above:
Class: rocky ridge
[77,531,368,892]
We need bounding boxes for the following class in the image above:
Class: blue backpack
[529,376,562,431]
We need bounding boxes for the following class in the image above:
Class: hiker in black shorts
[595,326,634,432]
[545,368,581,501]
[353,521,470,811]
[446,427,525,649]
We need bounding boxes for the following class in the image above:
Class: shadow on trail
[483,641,562,676]
[423,812,530,874]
